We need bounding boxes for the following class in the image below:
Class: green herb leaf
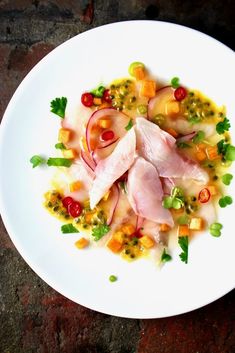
[222,173,233,185]
[216,117,231,135]
[162,196,173,209]
[172,198,184,209]
[188,115,202,124]
[55,143,66,150]
[209,223,223,237]
[178,236,188,264]
[61,223,79,234]
[50,97,67,118]
[171,186,184,199]
[219,196,233,208]
[177,215,190,225]
[30,155,45,168]
[91,85,105,98]
[176,142,192,148]
[192,130,205,143]
[225,145,235,161]
[161,248,172,263]
[47,157,72,167]
[171,77,180,89]
[109,275,118,282]
[92,223,110,241]
[217,139,230,157]
[125,119,133,131]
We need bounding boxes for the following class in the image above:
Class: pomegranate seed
[62,196,74,210]
[174,87,187,101]
[68,201,82,218]
[103,89,112,103]
[130,229,143,238]
[101,130,115,141]
[81,92,94,107]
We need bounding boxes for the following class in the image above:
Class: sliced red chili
[81,92,94,107]
[198,188,211,203]
[101,130,115,141]
[130,229,143,239]
[68,201,82,218]
[174,87,187,101]
[62,196,74,210]
[103,89,112,103]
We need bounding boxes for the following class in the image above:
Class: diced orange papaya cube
[75,237,89,249]
[58,128,72,143]
[98,102,111,110]
[166,101,180,115]
[160,223,171,232]
[98,118,112,129]
[140,80,156,98]
[206,146,220,160]
[93,97,102,106]
[121,224,135,236]
[178,225,190,237]
[113,231,125,244]
[139,235,155,249]
[107,238,123,253]
[189,218,203,231]
[207,185,217,196]
[63,148,77,159]
[195,150,207,161]
[69,180,83,192]
[133,66,145,80]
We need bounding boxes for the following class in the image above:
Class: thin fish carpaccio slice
[135,117,209,184]
[89,128,136,209]
[127,157,173,227]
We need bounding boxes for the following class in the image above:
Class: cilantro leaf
[50,97,67,118]
[171,77,180,89]
[216,117,230,135]
[161,248,172,263]
[55,143,66,150]
[217,139,229,156]
[192,130,205,143]
[30,155,45,168]
[61,224,79,234]
[92,223,110,241]
[125,119,133,131]
[178,236,188,264]
[47,157,72,167]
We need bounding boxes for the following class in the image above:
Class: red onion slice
[80,150,96,172]
[107,184,120,225]
[136,215,144,231]
[176,131,197,143]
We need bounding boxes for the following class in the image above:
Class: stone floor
[0,1,235,352]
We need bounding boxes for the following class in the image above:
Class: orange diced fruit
[98,102,111,109]
[160,223,171,232]
[113,231,125,244]
[206,146,220,160]
[140,80,156,98]
[69,180,82,192]
[107,238,123,253]
[195,150,207,161]
[178,225,190,237]
[189,218,203,231]
[58,128,72,143]
[133,66,145,80]
[75,237,89,249]
[139,235,155,249]
[207,185,217,196]
[93,97,102,106]
[166,101,180,115]
[121,224,136,236]
[63,148,77,159]
[196,143,207,151]
[165,128,179,138]
[98,118,112,129]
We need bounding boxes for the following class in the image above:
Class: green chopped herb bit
[91,85,105,98]
[109,275,118,282]
[176,142,192,149]
[209,222,223,237]
[177,215,190,225]
[128,61,145,76]
[137,104,147,115]
[162,196,173,209]
[163,187,185,210]
[188,115,201,124]
[92,223,110,241]
[178,236,188,264]
[225,145,235,161]
[171,77,180,89]
[61,223,79,234]
[30,155,45,168]
[192,130,205,144]
[55,142,66,150]
[50,97,67,118]
[171,186,184,199]
[47,157,72,167]
[222,173,233,186]
[125,118,133,131]
[216,117,230,135]
[161,248,172,263]
[219,196,233,208]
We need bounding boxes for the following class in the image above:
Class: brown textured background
[0,1,235,352]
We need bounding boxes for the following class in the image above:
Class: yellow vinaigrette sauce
[43,62,234,264]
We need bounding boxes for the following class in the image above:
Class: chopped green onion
[171,77,180,89]
[137,104,147,115]
[209,222,222,237]
[30,155,45,168]
[219,196,233,208]
[128,62,145,76]
[109,275,118,282]
[225,145,235,161]
[172,198,183,209]
[171,186,184,199]
[55,143,66,150]
[47,158,72,167]
[125,119,133,131]
[162,196,173,209]
[177,215,190,225]
[161,248,172,263]
[192,130,205,143]
[221,173,233,185]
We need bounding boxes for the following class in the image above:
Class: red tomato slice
[62,196,74,210]
[198,188,211,203]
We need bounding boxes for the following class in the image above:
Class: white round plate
[0,21,235,319]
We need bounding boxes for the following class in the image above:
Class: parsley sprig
[178,236,188,264]
[92,223,110,241]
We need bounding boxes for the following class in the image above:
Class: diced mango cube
[75,237,89,249]
[166,101,180,115]
[93,97,102,106]
[69,180,83,192]
[206,146,220,160]
[63,148,77,159]
[178,225,190,237]
[195,150,207,161]
[98,118,112,129]
[189,217,203,231]
[133,66,145,80]
[160,223,171,232]
[207,185,217,196]
[139,235,155,249]
[121,224,135,236]
[113,231,125,244]
[107,238,123,253]
[140,80,156,98]
[58,128,72,143]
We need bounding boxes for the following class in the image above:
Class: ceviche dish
[31,62,235,268]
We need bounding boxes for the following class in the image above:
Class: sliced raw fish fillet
[136,117,209,184]
[127,157,174,227]
[89,128,136,209]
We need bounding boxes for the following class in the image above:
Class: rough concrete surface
[0,1,235,352]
